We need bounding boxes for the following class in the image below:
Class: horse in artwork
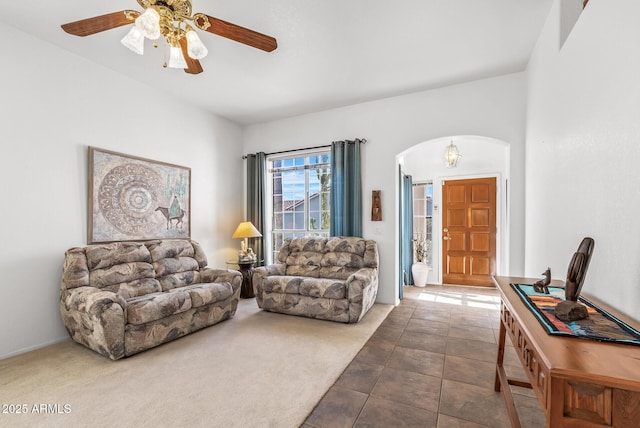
[155,206,186,230]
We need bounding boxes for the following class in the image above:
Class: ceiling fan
[61,0,277,75]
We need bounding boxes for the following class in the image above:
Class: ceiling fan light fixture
[61,0,278,75]
[168,44,188,69]
[186,30,208,59]
[135,8,161,40]
[121,25,145,55]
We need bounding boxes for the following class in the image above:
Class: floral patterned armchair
[253,237,378,323]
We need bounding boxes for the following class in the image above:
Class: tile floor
[302,285,547,428]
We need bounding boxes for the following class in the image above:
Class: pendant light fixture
[444,141,461,168]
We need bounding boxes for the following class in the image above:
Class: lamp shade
[232,221,262,239]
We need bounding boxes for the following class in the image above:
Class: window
[268,152,331,262]
[412,182,433,266]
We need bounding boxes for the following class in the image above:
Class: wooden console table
[493,276,640,427]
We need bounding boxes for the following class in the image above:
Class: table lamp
[232,221,262,261]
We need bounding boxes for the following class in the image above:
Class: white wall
[526,0,640,320]
[0,22,245,359]
[244,73,527,305]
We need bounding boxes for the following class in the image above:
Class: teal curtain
[401,172,414,289]
[330,139,363,237]
[246,152,267,266]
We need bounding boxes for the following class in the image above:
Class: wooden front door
[442,177,496,286]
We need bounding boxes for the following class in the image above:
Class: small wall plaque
[371,190,382,221]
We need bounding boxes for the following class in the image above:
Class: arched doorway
[396,135,510,293]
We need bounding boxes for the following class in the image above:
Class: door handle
[443,236,450,241]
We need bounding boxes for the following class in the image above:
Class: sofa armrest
[347,267,377,288]
[253,264,285,307]
[60,286,127,360]
[200,268,243,293]
[254,264,286,277]
[61,286,127,316]
[253,264,286,287]
[345,267,379,302]
[345,267,379,323]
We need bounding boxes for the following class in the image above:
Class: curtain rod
[242,138,367,159]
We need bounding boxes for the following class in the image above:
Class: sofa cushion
[147,239,202,291]
[299,278,347,299]
[288,237,327,253]
[315,237,368,280]
[153,257,200,277]
[317,265,359,280]
[179,282,234,308]
[277,237,326,263]
[85,242,152,270]
[158,270,202,291]
[146,239,195,260]
[102,278,162,299]
[321,251,365,269]
[153,257,201,291]
[280,238,325,277]
[284,253,322,277]
[324,237,366,256]
[263,276,303,294]
[262,276,346,299]
[89,262,156,288]
[126,290,192,325]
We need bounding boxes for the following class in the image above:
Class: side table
[226,260,257,298]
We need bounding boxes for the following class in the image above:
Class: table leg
[495,320,507,392]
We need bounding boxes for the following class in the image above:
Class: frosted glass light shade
[121,26,145,55]
[168,45,188,69]
[135,8,161,40]
[186,30,208,59]
[444,141,461,168]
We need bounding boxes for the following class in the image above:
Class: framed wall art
[88,147,191,243]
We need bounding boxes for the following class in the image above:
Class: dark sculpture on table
[533,268,551,294]
[555,237,595,322]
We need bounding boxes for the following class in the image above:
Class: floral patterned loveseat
[253,236,378,323]
[60,239,242,360]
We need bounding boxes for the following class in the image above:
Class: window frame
[412,181,433,266]
[266,149,331,264]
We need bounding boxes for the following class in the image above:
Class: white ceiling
[1,0,552,125]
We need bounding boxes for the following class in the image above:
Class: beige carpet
[0,299,392,428]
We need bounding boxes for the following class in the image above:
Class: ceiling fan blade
[179,38,204,75]
[194,14,277,52]
[61,10,140,37]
